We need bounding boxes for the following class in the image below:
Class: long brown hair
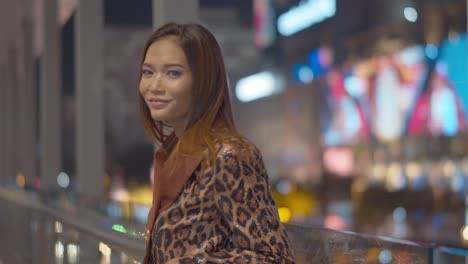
[138,23,240,157]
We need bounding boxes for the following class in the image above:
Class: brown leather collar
[145,134,203,234]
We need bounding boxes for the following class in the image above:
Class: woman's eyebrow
[161,63,185,69]
[142,62,185,69]
[142,62,153,69]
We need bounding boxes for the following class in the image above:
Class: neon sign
[235,71,284,102]
[278,0,336,36]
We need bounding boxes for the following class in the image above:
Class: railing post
[38,216,54,264]
[431,246,437,264]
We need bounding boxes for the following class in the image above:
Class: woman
[139,22,295,263]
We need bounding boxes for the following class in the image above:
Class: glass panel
[5,186,468,264]
[435,246,468,264]
[0,187,145,264]
[285,223,434,263]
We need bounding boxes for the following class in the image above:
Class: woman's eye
[142,69,153,76]
[167,70,182,77]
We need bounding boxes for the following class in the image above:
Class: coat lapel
[145,138,203,234]
[159,152,203,211]
[143,133,204,263]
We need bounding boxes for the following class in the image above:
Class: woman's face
[139,36,193,133]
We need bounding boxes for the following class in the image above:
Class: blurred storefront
[231,0,468,249]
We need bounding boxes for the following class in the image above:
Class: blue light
[293,64,314,84]
[298,66,314,83]
[308,49,324,76]
[374,65,403,140]
[278,0,336,36]
[399,46,424,66]
[431,213,445,228]
[342,98,361,140]
[404,7,418,22]
[431,87,458,136]
[276,179,293,195]
[435,61,448,76]
[425,44,438,59]
[344,76,366,97]
[439,33,468,117]
[379,250,393,264]
[392,207,407,224]
[451,173,465,197]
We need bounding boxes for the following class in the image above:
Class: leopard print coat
[145,136,295,263]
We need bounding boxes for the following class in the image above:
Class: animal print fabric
[149,137,295,263]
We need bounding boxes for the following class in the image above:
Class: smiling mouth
[148,99,170,109]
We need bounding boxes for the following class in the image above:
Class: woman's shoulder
[214,134,255,152]
[213,135,262,164]
[208,134,269,189]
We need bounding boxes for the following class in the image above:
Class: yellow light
[55,221,63,234]
[285,191,315,216]
[367,247,380,261]
[16,172,25,188]
[99,242,111,257]
[372,163,387,182]
[461,226,468,242]
[386,162,403,191]
[128,186,152,205]
[387,162,402,178]
[67,244,79,264]
[278,207,292,223]
[443,161,456,178]
[406,162,421,181]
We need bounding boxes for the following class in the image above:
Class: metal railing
[0,187,145,264]
[1,186,468,263]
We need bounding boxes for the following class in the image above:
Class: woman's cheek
[139,80,149,93]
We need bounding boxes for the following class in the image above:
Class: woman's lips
[148,99,170,110]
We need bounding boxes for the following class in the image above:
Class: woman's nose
[148,74,163,92]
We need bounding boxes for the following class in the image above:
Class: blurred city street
[1,0,468,263]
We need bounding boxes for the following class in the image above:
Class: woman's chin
[151,116,165,123]
[150,112,166,121]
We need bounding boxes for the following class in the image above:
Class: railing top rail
[0,187,146,262]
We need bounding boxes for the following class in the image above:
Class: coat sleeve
[167,146,295,264]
